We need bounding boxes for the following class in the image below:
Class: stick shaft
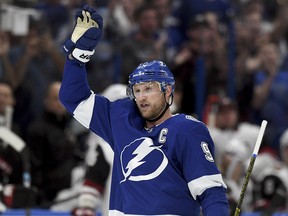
[233,120,267,216]
[234,156,256,216]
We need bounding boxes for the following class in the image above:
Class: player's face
[133,81,166,120]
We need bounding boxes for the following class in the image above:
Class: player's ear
[165,85,173,99]
[166,85,172,95]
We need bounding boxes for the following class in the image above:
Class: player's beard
[138,97,167,122]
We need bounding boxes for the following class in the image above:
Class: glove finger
[92,21,98,28]
[86,11,91,23]
[81,5,103,29]
[74,9,82,20]
[76,17,82,25]
[91,13,103,29]
[83,5,97,15]
[85,11,98,28]
[82,10,88,24]
[82,4,90,11]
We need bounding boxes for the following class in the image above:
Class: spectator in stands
[105,0,142,39]
[150,0,172,29]
[0,32,15,83]
[25,81,81,207]
[0,81,23,185]
[9,18,65,136]
[234,0,284,121]
[252,150,288,215]
[207,96,261,212]
[150,0,179,62]
[33,0,70,40]
[208,96,260,168]
[251,42,288,153]
[171,14,227,116]
[0,81,36,210]
[166,0,231,50]
[119,3,169,84]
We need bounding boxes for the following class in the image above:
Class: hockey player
[59,5,229,216]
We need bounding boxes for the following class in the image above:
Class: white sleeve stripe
[73,92,95,129]
[188,174,227,200]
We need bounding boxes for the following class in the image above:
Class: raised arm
[59,5,103,113]
[59,58,92,113]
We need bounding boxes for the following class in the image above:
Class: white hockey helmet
[101,84,127,101]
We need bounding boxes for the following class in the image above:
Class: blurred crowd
[1,0,288,215]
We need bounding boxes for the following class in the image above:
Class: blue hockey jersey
[59,59,229,216]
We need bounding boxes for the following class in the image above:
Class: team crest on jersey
[120,137,168,183]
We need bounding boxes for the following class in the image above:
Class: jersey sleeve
[59,58,92,114]
[59,58,114,145]
[174,120,227,200]
[197,187,229,216]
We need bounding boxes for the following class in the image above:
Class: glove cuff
[72,48,95,64]
[63,39,75,56]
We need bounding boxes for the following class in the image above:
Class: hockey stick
[233,120,267,216]
[0,127,26,152]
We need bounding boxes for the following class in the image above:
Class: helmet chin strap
[146,93,174,123]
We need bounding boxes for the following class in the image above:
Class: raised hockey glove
[63,5,103,64]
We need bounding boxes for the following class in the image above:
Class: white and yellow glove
[63,5,103,64]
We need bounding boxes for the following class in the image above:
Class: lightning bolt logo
[120,137,168,183]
